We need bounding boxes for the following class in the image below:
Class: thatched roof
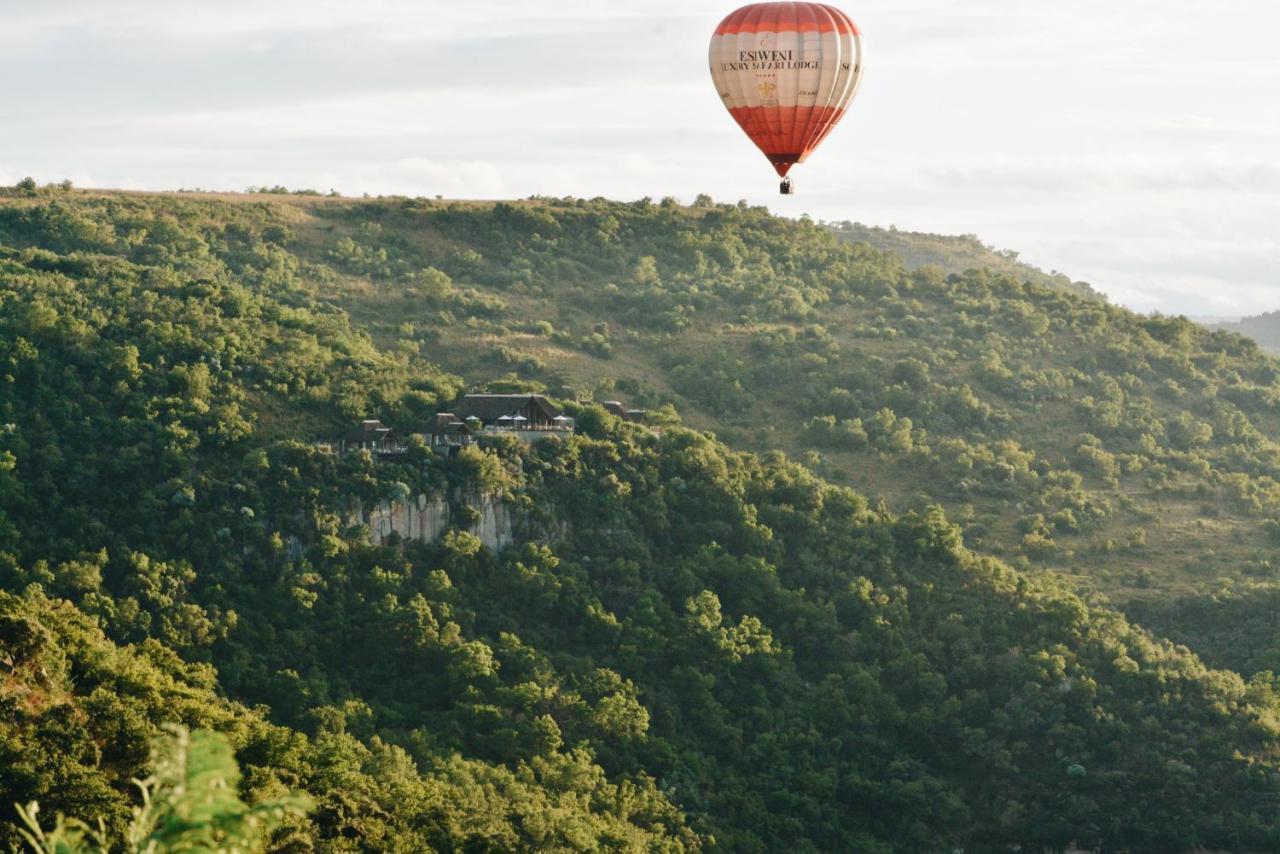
[430,413,471,436]
[601,400,645,422]
[454,394,562,424]
[345,419,394,444]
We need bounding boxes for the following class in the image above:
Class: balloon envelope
[709,2,863,177]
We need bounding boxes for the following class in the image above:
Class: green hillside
[6,185,1280,850]
[40,188,1269,604]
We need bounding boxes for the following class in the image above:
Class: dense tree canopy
[5,186,1280,851]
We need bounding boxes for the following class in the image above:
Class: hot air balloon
[709,2,863,194]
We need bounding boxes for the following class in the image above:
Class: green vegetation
[17,726,308,853]
[5,185,1280,850]
[166,187,1280,603]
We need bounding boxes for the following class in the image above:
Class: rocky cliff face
[353,491,515,551]
[468,494,515,552]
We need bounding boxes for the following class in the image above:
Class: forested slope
[61,187,1276,603]
[5,185,1280,851]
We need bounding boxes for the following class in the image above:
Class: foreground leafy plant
[16,726,309,853]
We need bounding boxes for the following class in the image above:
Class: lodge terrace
[324,394,584,459]
[452,393,572,434]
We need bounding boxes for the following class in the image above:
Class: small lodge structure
[339,419,407,457]
[428,413,474,449]
[452,394,574,442]
[602,400,648,424]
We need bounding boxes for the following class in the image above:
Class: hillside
[6,185,1280,850]
[828,220,1101,300]
[16,188,1270,605]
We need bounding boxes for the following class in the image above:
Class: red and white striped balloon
[709,3,863,183]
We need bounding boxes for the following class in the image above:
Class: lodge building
[428,413,474,448]
[602,400,648,423]
[330,394,589,459]
[338,419,407,457]
[452,393,574,435]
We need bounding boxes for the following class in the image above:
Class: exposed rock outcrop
[351,491,515,552]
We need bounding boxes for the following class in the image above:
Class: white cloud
[377,157,508,197]
[0,0,705,44]
[916,154,1280,195]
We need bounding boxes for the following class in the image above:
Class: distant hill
[9,186,1280,848]
[1210,311,1280,353]
[829,220,1102,300]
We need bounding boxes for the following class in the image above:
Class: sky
[2,0,1278,316]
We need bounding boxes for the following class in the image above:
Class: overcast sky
[2,0,1278,316]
